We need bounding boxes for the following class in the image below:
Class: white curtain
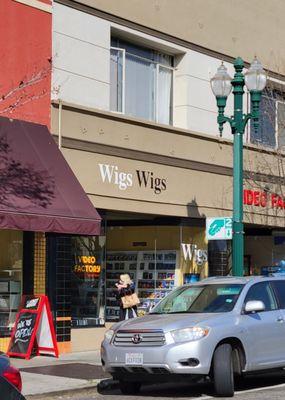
[111,48,173,124]
[125,53,155,121]
[157,66,173,125]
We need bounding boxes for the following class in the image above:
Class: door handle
[277,317,284,323]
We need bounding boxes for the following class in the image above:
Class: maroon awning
[0,117,101,235]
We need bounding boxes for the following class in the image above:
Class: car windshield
[150,284,244,314]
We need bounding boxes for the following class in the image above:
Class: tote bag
[121,292,140,309]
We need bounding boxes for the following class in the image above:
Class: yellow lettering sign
[73,263,101,274]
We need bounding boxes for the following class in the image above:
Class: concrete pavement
[10,350,285,399]
[9,350,112,398]
[20,373,285,400]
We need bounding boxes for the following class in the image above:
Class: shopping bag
[121,293,140,309]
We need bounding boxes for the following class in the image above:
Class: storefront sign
[244,189,285,209]
[7,295,58,360]
[98,163,167,194]
[206,217,232,240]
[73,255,101,276]
[9,313,37,356]
[181,243,208,265]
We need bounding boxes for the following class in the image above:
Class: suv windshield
[151,284,244,314]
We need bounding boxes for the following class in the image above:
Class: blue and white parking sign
[206,217,232,240]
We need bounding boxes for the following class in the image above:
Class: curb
[25,378,118,399]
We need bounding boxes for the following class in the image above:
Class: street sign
[206,217,232,240]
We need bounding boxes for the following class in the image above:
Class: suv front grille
[113,330,165,346]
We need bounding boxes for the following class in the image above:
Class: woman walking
[115,274,139,321]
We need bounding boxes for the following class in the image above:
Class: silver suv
[101,276,285,397]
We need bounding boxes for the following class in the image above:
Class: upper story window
[110,37,174,125]
[250,88,285,150]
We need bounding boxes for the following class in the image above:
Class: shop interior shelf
[105,250,177,322]
[140,297,163,300]
[138,287,173,290]
[107,278,121,281]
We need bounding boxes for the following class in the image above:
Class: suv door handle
[277,317,284,323]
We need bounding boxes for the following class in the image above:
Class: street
[28,370,285,400]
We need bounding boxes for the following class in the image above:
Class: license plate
[125,353,143,365]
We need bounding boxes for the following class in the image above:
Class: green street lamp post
[210,57,267,276]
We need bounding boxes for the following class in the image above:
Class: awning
[0,117,101,235]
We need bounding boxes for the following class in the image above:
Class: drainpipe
[58,99,62,149]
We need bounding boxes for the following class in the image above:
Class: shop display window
[0,230,23,337]
[106,250,177,321]
[71,236,105,328]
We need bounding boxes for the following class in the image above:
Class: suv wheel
[213,343,234,397]
[119,380,141,394]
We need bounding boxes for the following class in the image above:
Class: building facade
[48,0,285,351]
[0,0,101,354]
[2,0,285,353]
[0,0,52,352]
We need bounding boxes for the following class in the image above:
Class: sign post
[206,217,233,241]
[7,295,58,360]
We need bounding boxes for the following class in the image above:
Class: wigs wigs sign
[98,163,167,194]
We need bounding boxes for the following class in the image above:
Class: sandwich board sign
[206,217,232,240]
[7,295,58,360]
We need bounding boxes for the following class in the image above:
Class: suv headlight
[171,327,209,343]
[104,329,114,343]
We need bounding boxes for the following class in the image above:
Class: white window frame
[110,46,174,125]
[276,99,285,149]
[110,47,126,114]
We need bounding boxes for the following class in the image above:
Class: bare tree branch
[0,61,51,116]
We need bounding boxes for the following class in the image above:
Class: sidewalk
[10,350,111,397]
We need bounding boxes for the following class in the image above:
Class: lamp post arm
[242,113,252,132]
[240,90,262,133]
[216,96,234,136]
[217,115,233,135]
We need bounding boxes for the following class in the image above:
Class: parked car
[101,276,285,397]
[0,353,25,399]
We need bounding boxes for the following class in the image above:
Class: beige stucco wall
[76,0,285,75]
[52,103,285,227]
[71,323,113,351]
[52,103,285,176]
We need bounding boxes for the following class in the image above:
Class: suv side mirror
[244,300,265,314]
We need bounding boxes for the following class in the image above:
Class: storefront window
[105,224,207,322]
[0,230,23,337]
[71,236,105,328]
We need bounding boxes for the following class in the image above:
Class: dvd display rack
[106,252,138,321]
[105,250,177,322]
[137,251,176,316]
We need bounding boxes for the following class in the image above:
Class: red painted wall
[0,0,51,127]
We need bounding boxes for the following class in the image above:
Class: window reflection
[71,236,105,328]
[0,230,23,336]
